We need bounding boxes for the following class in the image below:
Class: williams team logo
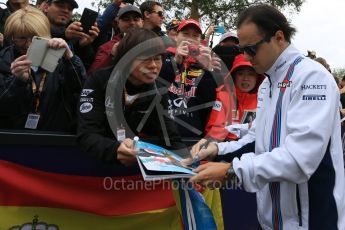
[278,80,292,88]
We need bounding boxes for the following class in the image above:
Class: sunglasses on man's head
[151,10,164,17]
[238,39,266,57]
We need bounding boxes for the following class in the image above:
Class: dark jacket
[87,33,122,74]
[151,27,175,48]
[0,2,11,34]
[160,48,218,138]
[50,25,96,71]
[94,2,120,48]
[0,45,86,133]
[77,67,185,164]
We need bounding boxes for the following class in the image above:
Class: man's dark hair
[236,4,296,43]
[36,0,46,6]
[113,28,165,65]
[212,45,241,71]
[140,1,162,17]
[342,75,345,81]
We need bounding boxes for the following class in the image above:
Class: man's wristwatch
[226,163,237,181]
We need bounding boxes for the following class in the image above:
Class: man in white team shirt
[189,4,345,230]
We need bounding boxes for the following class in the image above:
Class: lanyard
[180,61,189,87]
[29,69,47,114]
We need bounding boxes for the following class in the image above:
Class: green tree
[333,68,345,80]
[72,11,81,21]
[91,0,114,13]
[167,0,304,29]
[92,0,304,29]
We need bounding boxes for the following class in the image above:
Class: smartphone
[27,36,66,73]
[123,0,135,4]
[214,25,225,34]
[80,8,98,34]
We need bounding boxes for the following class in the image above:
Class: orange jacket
[204,54,265,141]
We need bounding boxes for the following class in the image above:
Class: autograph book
[136,141,196,181]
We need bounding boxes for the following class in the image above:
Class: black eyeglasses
[135,55,163,64]
[12,36,33,45]
[238,39,266,57]
[151,10,164,17]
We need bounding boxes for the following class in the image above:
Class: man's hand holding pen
[183,138,219,165]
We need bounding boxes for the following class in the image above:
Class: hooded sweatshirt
[205,54,265,141]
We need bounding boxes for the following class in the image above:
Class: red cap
[177,19,202,34]
[230,54,254,74]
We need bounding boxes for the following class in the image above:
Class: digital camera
[188,44,200,57]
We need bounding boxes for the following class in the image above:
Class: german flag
[0,146,182,229]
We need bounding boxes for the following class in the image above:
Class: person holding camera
[0,6,86,132]
[41,0,100,70]
[160,18,220,139]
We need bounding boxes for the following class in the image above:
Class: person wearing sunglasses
[188,4,345,230]
[140,1,165,37]
[78,28,185,167]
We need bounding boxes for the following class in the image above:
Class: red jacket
[87,34,122,74]
[205,54,265,141]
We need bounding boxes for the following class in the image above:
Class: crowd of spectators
[1,1,344,229]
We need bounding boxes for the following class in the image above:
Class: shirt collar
[265,44,301,81]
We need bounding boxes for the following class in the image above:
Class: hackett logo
[278,80,292,88]
[301,85,327,90]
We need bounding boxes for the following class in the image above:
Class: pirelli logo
[302,95,326,100]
